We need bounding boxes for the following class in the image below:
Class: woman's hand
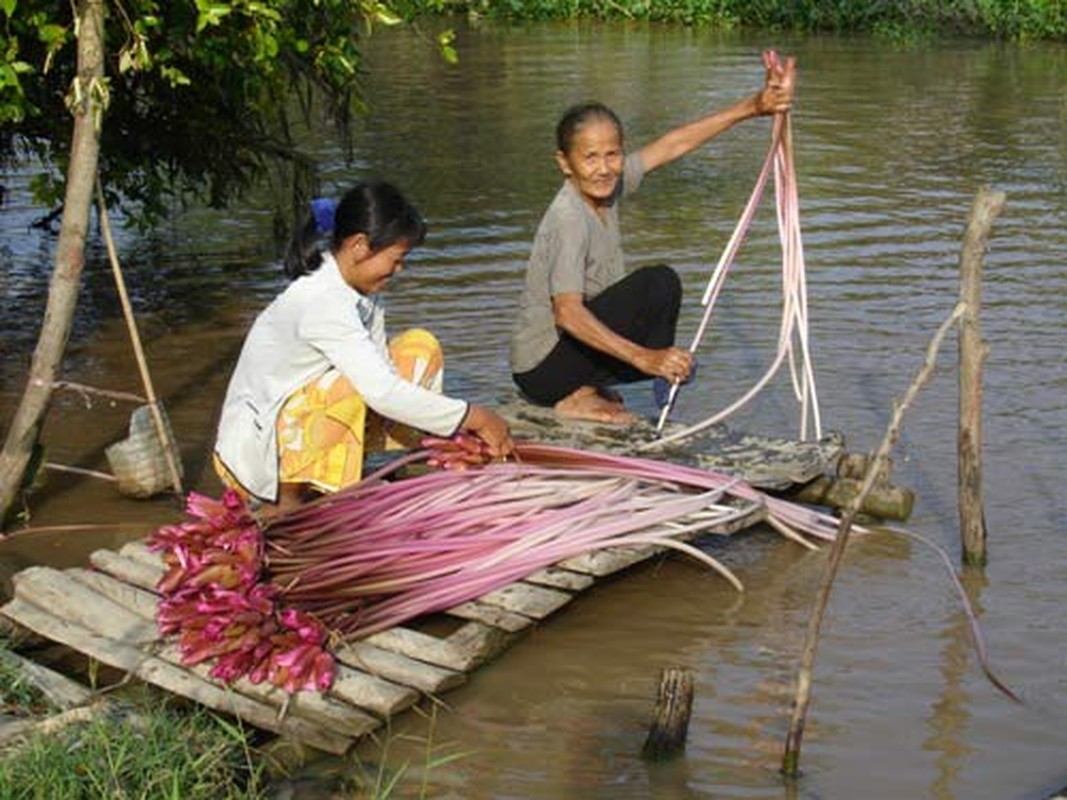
[755,49,797,116]
[462,404,515,459]
[633,346,694,384]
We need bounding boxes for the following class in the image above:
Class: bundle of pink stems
[653,54,821,445]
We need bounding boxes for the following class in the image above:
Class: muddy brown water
[2,21,1066,799]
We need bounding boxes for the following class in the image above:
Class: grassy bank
[404,0,1067,40]
[0,705,267,800]
[0,636,452,799]
[0,636,263,799]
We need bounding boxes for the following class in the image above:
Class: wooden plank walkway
[498,400,844,491]
[0,499,766,755]
[1,406,843,753]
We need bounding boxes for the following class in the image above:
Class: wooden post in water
[642,666,694,760]
[957,186,1005,567]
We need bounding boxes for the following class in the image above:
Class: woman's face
[555,119,624,208]
[340,235,411,295]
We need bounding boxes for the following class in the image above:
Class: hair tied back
[310,197,338,235]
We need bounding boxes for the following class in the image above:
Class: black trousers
[513,264,683,405]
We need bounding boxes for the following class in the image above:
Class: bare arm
[553,293,692,381]
[638,51,796,174]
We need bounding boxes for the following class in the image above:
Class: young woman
[511,50,796,424]
[214,181,513,512]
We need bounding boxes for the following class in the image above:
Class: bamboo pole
[94,181,184,496]
[781,301,966,778]
[43,462,117,482]
[51,380,147,405]
[957,186,1005,566]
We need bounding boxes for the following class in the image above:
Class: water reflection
[2,21,1067,800]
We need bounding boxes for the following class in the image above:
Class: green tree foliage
[0,0,408,223]
[433,0,1066,39]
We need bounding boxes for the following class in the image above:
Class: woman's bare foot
[553,386,637,424]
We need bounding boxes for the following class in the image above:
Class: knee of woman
[389,327,445,386]
[391,327,441,352]
[643,264,682,301]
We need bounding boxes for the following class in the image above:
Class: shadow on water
[2,20,1067,799]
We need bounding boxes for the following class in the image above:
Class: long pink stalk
[654,105,822,443]
[150,439,850,685]
[256,443,849,639]
[655,112,786,432]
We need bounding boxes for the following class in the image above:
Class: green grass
[351,704,470,799]
[0,650,53,718]
[0,637,465,799]
[0,699,267,800]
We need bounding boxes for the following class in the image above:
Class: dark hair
[555,102,624,154]
[284,181,427,279]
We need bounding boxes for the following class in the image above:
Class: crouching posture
[215,181,513,512]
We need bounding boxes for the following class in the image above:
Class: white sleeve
[299,295,468,436]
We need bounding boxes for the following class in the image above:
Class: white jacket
[214,253,467,501]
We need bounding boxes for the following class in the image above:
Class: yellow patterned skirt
[216,328,445,498]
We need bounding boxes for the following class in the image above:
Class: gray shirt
[510,152,645,373]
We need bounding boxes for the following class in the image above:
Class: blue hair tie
[310,197,338,235]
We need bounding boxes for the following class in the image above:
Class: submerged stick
[781,301,965,778]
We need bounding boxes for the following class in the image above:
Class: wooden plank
[676,502,767,537]
[13,567,159,646]
[0,613,48,649]
[150,641,379,740]
[443,621,516,669]
[332,641,465,694]
[89,549,161,592]
[0,648,93,710]
[0,703,135,750]
[553,504,763,577]
[523,566,595,592]
[328,666,420,719]
[474,582,574,619]
[119,540,166,572]
[68,567,159,620]
[12,568,381,741]
[558,544,660,577]
[499,398,844,490]
[445,600,535,633]
[67,566,414,720]
[364,627,477,672]
[705,502,768,535]
[0,598,353,755]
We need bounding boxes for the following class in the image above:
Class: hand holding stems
[633,346,694,385]
[461,403,515,457]
[421,406,513,471]
[756,49,796,116]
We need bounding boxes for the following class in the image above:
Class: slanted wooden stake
[781,301,966,778]
[96,181,184,496]
[958,186,1005,566]
[642,666,695,760]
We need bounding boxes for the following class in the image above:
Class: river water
[2,20,1066,800]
